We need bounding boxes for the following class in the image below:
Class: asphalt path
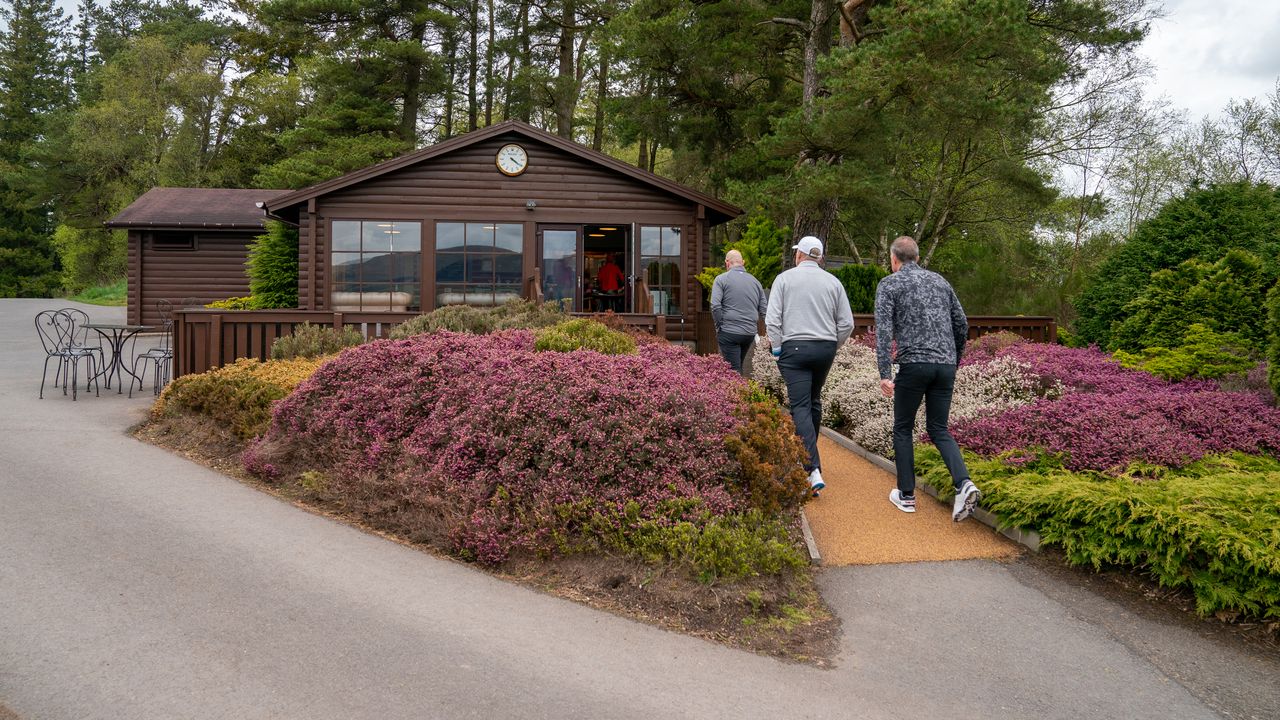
[1,298,1273,719]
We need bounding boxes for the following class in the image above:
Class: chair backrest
[155,299,174,352]
[59,307,95,348]
[35,310,74,356]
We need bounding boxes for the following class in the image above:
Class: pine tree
[0,0,72,296]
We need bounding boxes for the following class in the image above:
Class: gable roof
[106,187,291,230]
[263,120,743,225]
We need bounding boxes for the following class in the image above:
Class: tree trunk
[467,0,479,132]
[400,19,428,144]
[443,25,457,138]
[554,0,577,138]
[484,0,495,126]
[592,48,607,151]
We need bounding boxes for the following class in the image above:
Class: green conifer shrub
[269,322,364,360]
[246,221,299,309]
[830,263,888,313]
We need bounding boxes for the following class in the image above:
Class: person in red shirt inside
[596,254,625,312]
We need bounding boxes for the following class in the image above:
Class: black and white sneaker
[953,480,981,522]
[889,489,916,513]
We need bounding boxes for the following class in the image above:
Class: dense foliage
[696,216,789,293]
[1112,323,1255,381]
[829,263,888,314]
[269,322,364,360]
[534,318,637,355]
[157,356,332,438]
[388,300,566,338]
[917,449,1280,620]
[245,221,299,309]
[245,330,809,575]
[1271,283,1280,399]
[1073,183,1280,349]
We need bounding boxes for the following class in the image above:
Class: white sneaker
[889,489,916,513]
[953,480,981,522]
[808,468,825,496]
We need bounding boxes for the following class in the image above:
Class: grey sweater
[765,261,854,348]
[874,262,968,379]
[710,267,768,336]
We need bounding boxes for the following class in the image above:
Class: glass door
[538,225,582,312]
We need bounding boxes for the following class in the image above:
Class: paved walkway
[805,435,1019,565]
[1,299,1275,719]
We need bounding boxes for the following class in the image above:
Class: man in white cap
[765,235,854,496]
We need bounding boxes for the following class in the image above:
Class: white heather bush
[752,341,1054,457]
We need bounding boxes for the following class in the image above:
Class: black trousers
[716,331,755,376]
[892,363,970,496]
[777,340,837,472]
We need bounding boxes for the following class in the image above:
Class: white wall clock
[496,143,528,176]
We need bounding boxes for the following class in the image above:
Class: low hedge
[156,356,332,438]
[916,446,1280,620]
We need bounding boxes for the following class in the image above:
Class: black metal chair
[60,307,105,388]
[130,300,174,397]
[36,309,100,400]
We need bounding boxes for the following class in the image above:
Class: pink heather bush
[952,389,1280,471]
[249,330,770,564]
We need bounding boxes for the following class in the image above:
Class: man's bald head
[890,236,919,263]
[725,249,745,268]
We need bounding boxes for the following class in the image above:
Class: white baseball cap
[792,236,823,258]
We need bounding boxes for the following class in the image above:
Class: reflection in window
[330,220,421,311]
[640,225,681,315]
[435,222,524,307]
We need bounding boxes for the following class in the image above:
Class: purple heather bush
[246,330,807,565]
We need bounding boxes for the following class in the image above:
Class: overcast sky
[1141,0,1280,120]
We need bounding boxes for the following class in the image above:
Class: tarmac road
[1,298,1273,719]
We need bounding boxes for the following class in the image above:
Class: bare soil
[134,413,842,666]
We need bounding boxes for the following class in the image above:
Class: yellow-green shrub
[534,318,637,355]
[156,356,331,438]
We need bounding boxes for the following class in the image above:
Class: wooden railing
[849,314,1056,343]
[174,309,413,378]
[174,308,1056,378]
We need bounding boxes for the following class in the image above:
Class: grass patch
[68,278,126,306]
[916,446,1280,620]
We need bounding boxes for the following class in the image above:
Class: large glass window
[331,220,421,311]
[640,225,681,315]
[435,222,524,307]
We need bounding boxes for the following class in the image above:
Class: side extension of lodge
[107,120,1056,377]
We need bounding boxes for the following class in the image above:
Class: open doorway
[538,224,632,313]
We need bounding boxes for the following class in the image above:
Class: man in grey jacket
[875,236,980,521]
[710,249,767,376]
[766,236,854,496]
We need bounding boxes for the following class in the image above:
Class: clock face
[496,143,528,176]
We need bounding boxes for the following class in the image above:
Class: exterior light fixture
[525,200,537,210]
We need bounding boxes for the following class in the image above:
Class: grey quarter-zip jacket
[874,261,968,379]
[765,260,854,348]
[710,267,768,336]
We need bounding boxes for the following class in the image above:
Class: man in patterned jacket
[874,236,981,521]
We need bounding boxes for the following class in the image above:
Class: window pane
[436,254,464,282]
[333,252,362,284]
[495,284,522,305]
[467,223,496,248]
[393,222,421,252]
[395,253,421,283]
[394,283,420,311]
[436,284,466,306]
[436,222,465,252]
[640,226,661,255]
[495,254,522,284]
[333,221,361,252]
[360,252,391,284]
[364,222,393,252]
[495,223,522,253]
[466,287,496,306]
[466,254,495,283]
[663,226,681,256]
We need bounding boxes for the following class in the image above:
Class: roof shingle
[105,187,290,229]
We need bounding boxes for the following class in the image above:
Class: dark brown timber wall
[129,230,255,327]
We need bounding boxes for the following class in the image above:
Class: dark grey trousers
[777,340,837,472]
[892,362,971,496]
[716,331,755,376]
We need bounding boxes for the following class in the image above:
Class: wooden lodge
[108,120,1057,377]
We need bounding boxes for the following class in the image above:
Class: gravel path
[805,435,1019,565]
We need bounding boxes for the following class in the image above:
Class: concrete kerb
[818,427,1042,551]
[798,510,822,565]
